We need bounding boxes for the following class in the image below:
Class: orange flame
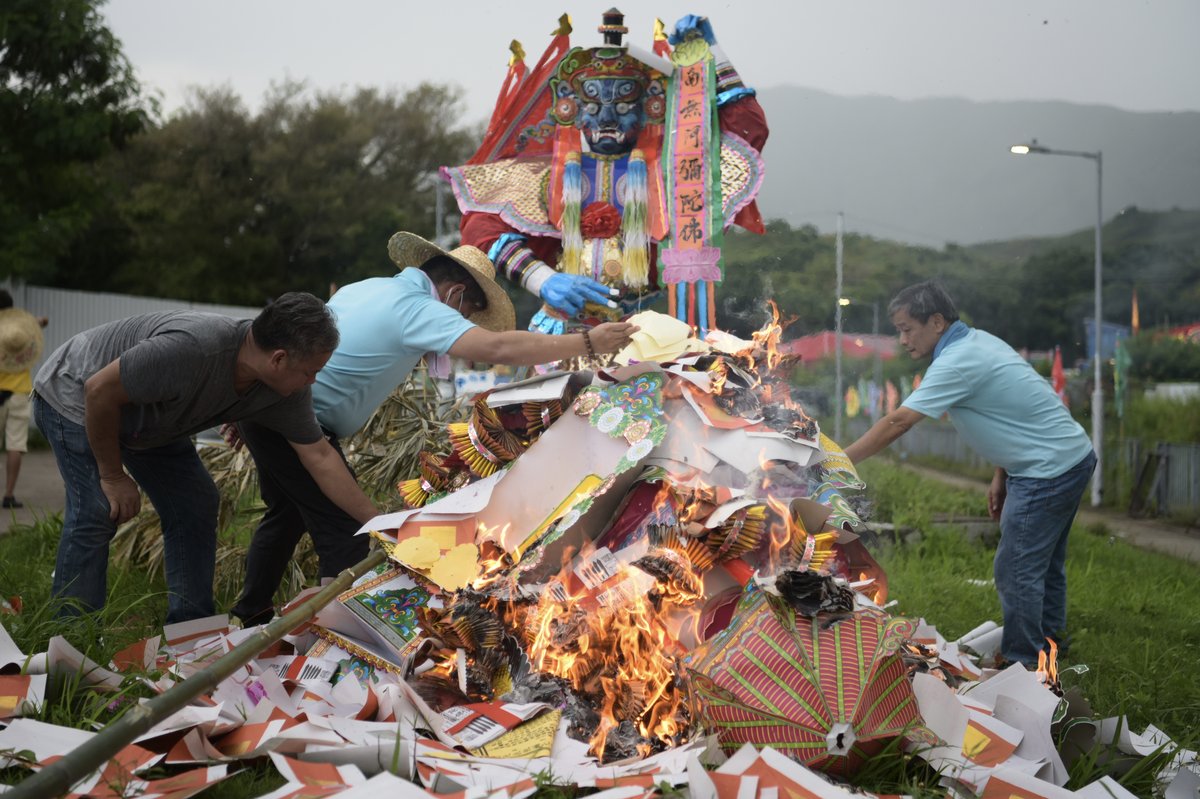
[1036,637,1059,687]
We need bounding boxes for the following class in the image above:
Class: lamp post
[834,213,844,442]
[1010,140,1104,507]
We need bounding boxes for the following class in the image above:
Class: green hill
[720,208,1200,361]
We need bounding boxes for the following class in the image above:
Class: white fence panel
[3,282,260,380]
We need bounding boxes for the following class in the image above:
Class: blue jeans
[34,395,219,624]
[229,420,366,626]
[994,451,1096,666]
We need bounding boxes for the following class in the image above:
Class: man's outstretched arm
[843,406,926,464]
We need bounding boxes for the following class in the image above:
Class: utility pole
[834,212,844,442]
[873,301,883,417]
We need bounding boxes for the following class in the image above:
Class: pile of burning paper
[1,311,1197,799]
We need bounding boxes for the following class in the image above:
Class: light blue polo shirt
[902,328,1092,478]
[313,268,475,438]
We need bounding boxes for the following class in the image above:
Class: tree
[64,81,479,304]
[0,0,151,279]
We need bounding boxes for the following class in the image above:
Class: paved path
[0,450,65,535]
[899,462,1200,564]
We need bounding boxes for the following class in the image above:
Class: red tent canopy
[781,332,898,364]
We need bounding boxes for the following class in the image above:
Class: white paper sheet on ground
[166,727,227,764]
[913,672,969,744]
[964,662,1061,720]
[994,694,1069,786]
[1165,765,1200,799]
[958,620,1000,646]
[0,717,94,764]
[484,372,572,407]
[1095,717,1175,757]
[263,721,348,754]
[758,746,860,798]
[551,715,593,765]
[1074,775,1141,799]
[979,765,1075,798]
[334,769,438,799]
[263,752,367,797]
[256,655,340,688]
[963,708,1024,767]
[440,701,552,749]
[912,619,947,649]
[132,702,224,744]
[359,471,506,535]
[44,636,123,690]
[688,752,719,799]
[959,626,1004,660]
[0,624,29,673]
[712,742,761,775]
[114,763,229,799]
[0,674,45,719]
[163,615,231,652]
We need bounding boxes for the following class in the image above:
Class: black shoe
[1,496,22,509]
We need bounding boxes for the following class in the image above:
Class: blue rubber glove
[539,273,617,317]
[669,14,715,45]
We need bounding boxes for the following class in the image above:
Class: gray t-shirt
[34,311,322,449]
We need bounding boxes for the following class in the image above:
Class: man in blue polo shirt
[230,232,636,626]
[844,280,1095,668]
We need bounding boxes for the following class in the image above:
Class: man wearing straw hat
[33,293,381,624]
[230,232,637,626]
[0,290,48,509]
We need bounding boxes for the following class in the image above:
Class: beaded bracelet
[582,329,597,361]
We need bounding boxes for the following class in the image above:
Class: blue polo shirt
[313,269,475,438]
[902,329,1092,478]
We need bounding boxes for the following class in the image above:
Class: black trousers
[230,420,369,625]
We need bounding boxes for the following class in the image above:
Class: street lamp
[1010,139,1104,507]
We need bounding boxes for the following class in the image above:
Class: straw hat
[0,309,44,374]
[387,232,516,333]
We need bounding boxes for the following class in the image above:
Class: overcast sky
[103,0,1200,123]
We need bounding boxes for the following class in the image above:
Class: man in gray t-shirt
[33,293,379,623]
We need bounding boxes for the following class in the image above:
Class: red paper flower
[580,202,622,239]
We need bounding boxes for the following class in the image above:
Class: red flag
[1052,346,1068,407]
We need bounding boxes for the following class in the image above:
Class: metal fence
[1113,439,1200,519]
[842,415,1200,518]
[3,281,260,382]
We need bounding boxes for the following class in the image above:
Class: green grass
[2,463,1197,796]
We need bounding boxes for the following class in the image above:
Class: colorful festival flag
[1051,346,1068,407]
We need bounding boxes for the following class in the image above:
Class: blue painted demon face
[577,77,645,156]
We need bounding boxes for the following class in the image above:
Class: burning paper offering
[10,310,1193,799]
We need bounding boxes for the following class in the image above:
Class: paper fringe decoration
[706,504,766,562]
[621,149,651,288]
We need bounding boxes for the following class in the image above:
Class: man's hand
[539,273,617,316]
[101,473,141,524]
[220,423,243,451]
[587,322,639,354]
[988,469,1007,520]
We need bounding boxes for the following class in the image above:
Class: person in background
[844,280,1095,668]
[0,289,49,509]
[33,293,379,623]
[230,232,637,626]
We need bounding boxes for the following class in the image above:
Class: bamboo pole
[9,549,388,799]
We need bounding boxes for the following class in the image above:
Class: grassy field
[1,461,1197,796]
